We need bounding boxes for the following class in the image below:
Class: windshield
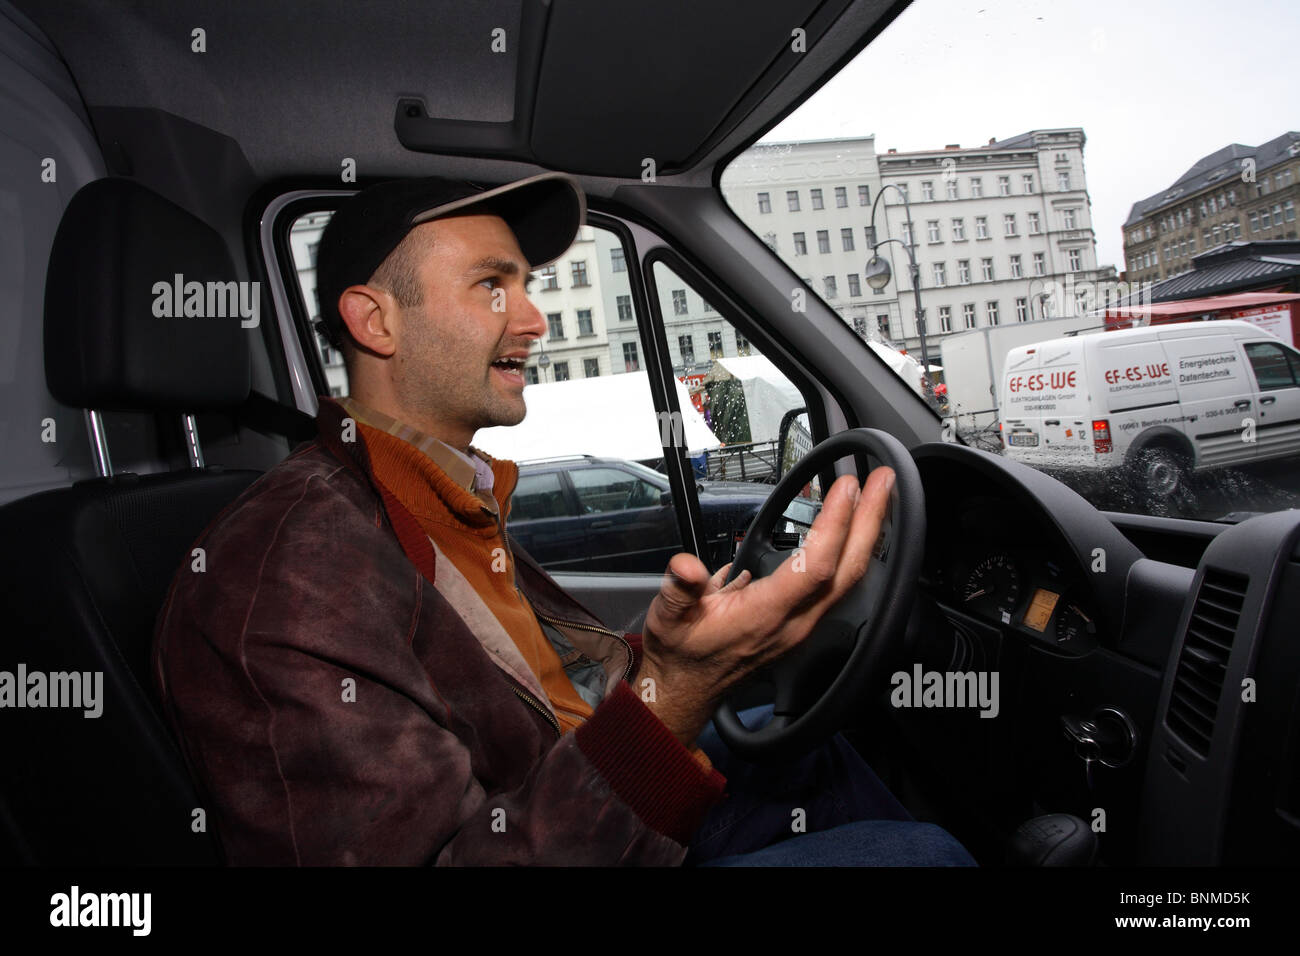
[720,0,1299,524]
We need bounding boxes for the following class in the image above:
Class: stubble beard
[397,306,529,439]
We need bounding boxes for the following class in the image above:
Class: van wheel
[1132,446,1192,510]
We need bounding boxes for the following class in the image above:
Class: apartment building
[875,128,1110,352]
[719,137,904,345]
[1124,131,1300,287]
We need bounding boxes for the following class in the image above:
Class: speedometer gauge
[962,553,1021,620]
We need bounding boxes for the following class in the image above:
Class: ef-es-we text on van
[999,320,1300,505]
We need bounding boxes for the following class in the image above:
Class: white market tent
[701,355,804,444]
[865,340,929,395]
[474,371,718,462]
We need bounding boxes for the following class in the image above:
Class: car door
[505,467,589,571]
[1243,340,1300,462]
[566,464,678,573]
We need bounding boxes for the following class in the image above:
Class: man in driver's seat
[152,173,974,866]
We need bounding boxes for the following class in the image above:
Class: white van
[999,320,1300,504]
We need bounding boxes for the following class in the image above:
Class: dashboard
[920,492,1100,657]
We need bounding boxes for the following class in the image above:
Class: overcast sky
[759,0,1299,269]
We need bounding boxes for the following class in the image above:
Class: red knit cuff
[574,681,726,845]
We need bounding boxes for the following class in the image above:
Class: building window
[951,218,966,240]
[902,222,914,245]
[762,232,778,252]
[998,176,1010,196]
[787,190,800,212]
[835,186,848,208]
[524,365,539,385]
[623,342,639,372]
[858,185,870,206]
[547,312,565,340]
[957,259,971,284]
[758,192,771,214]
[553,361,570,382]
[610,247,626,272]
[932,262,947,286]
[583,358,600,378]
[1057,170,1071,190]
[963,303,976,329]
[1032,252,1045,276]
[817,230,831,254]
[1027,211,1041,234]
[810,188,824,210]
[616,294,633,320]
[672,289,688,315]
[841,227,855,252]
[1015,297,1028,322]
[981,257,994,281]
[946,179,959,200]
[1285,199,1296,222]
[736,331,752,355]
[708,331,724,358]
[975,216,988,239]
[987,301,1000,325]
[1260,207,1271,229]
[793,232,807,255]
[1009,254,1022,278]
[678,335,695,365]
[877,314,890,338]
[1022,173,1034,193]
[847,273,861,297]
[921,181,935,201]
[1004,213,1017,236]
[308,242,319,267]
[577,309,594,336]
[938,306,952,332]
[703,300,715,313]
[927,220,941,242]
[539,265,558,290]
[824,276,838,298]
[1063,208,1077,229]
[970,177,983,198]
[571,261,589,287]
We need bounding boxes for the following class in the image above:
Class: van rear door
[1001,340,1089,465]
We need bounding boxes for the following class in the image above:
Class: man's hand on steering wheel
[636,468,895,749]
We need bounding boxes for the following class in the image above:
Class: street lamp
[537,349,551,383]
[863,183,934,403]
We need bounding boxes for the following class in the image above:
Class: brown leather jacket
[152,396,726,865]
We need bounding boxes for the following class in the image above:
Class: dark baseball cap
[314,172,586,349]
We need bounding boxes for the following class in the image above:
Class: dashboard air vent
[1166,568,1248,757]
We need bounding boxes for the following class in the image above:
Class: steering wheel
[713,428,925,763]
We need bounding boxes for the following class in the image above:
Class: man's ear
[338,285,397,357]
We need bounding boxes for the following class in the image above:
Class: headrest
[44,178,251,412]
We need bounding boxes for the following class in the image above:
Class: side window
[1245,342,1298,390]
[512,472,573,520]
[651,261,817,571]
[570,467,655,513]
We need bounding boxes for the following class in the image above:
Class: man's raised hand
[636,468,894,747]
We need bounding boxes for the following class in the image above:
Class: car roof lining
[13,0,910,197]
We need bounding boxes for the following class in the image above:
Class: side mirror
[659,491,673,507]
[776,407,811,482]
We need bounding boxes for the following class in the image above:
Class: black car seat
[0,178,265,864]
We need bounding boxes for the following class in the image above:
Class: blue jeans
[685,706,976,867]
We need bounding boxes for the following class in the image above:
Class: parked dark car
[510,456,775,572]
